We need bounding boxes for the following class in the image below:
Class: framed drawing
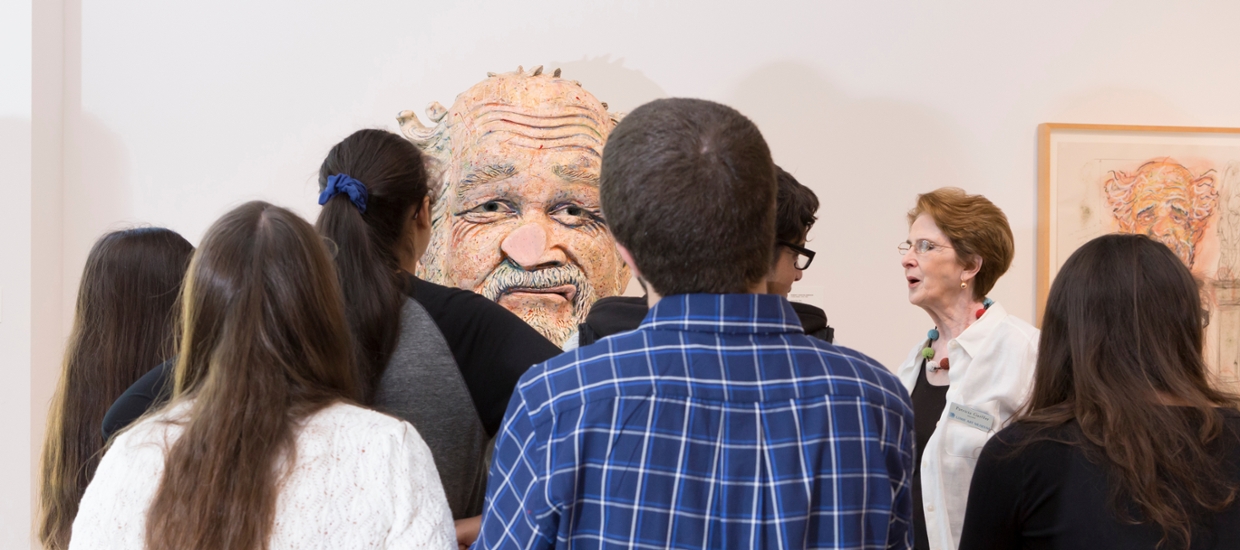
[1038,123,1240,388]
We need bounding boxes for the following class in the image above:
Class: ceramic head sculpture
[399,66,631,346]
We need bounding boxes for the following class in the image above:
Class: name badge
[947,402,994,432]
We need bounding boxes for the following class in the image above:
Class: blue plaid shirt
[476,294,915,550]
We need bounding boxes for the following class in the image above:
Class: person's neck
[924,293,984,343]
[645,281,767,309]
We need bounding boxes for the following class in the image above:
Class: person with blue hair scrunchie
[318,173,368,213]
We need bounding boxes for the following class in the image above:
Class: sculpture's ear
[396,101,447,142]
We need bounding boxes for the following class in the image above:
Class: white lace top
[69,401,456,550]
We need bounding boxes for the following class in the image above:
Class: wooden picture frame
[1037,123,1240,386]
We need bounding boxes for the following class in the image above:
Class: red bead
[939,358,950,370]
[975,308,986,319]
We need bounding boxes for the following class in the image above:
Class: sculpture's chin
[497,293,579,347]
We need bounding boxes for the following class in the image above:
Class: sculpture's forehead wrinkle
[448,103,608,159]
[449,76,611,124]
[470,106,607,142]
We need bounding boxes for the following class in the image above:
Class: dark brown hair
[1016,233,1240,547]
[907,187,1013,300]
[600,98,776,295]
[145,202,357,550]
[315,129,429,401]
[774,167,818,260]
[38,227,193,550]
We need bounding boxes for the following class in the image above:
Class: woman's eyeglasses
[898,239,953,255]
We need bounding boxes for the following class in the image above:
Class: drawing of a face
[1105,159,1219,267]
[399,67,630,346]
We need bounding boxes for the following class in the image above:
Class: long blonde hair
[39,228,192,550]
[144,202,358,550]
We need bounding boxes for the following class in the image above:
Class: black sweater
[959,409,1240,550]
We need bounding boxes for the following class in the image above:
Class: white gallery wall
[1,0,35,546]
[8,0,1240,546]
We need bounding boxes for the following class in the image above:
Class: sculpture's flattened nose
[501,223,549,269]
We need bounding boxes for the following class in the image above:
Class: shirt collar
[638,293,805,335]
[953,301,1008,356]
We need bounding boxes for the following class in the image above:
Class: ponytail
[314,129,429,402]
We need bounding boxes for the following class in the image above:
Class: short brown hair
[775,167,819,246]
[907,187,1013,300]
[600,98,776,295]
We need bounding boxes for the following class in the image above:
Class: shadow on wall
[725,62,973,365]
[548,55,668,114]
[62,113,133,319]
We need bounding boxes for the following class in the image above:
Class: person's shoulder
[791,338,913,414]
[306,402,410,434]
[582,295,649,339]
[788,301,828,331]
[589,295,649,312]
[992,304,1040,345]
[100,401,193,472]
[410,277,483,309]
[394,297,443,341]
[300,403,432,461]
[802,339,897,380]
[508,331,649,416]
[984,420,1079,462]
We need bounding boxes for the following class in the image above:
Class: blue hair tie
[318,174,368,213]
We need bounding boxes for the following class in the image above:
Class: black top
[102,275,563,441]
[405,276,562,434]
[101,358,173,440]
[577,295,835,346]
[959,410,1240,550]
[911,358,949,550]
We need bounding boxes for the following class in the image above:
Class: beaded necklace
[923,298,993,373]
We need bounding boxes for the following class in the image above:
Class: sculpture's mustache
[479,260,597,314]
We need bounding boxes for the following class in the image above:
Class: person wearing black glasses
[573,166,833,347]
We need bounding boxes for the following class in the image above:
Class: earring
[960,281,967,289]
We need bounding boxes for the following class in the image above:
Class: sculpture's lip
[503,284,577,303]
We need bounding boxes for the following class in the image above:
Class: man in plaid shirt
[471,98,915,549]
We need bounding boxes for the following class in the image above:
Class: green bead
[922,347,935,359]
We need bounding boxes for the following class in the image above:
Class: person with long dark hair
[959,233,1240,549]
[69,202,455,549]
[38,227,192,550]
[313,128,562,520]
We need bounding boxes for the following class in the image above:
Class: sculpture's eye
[551,203,603,228]
[458,200,516,223]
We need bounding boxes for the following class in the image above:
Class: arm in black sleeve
[101,359,175,440]
[957,429,1026,550]
[409,277,563,436]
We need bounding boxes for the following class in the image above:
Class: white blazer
[897,302,1039,550]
